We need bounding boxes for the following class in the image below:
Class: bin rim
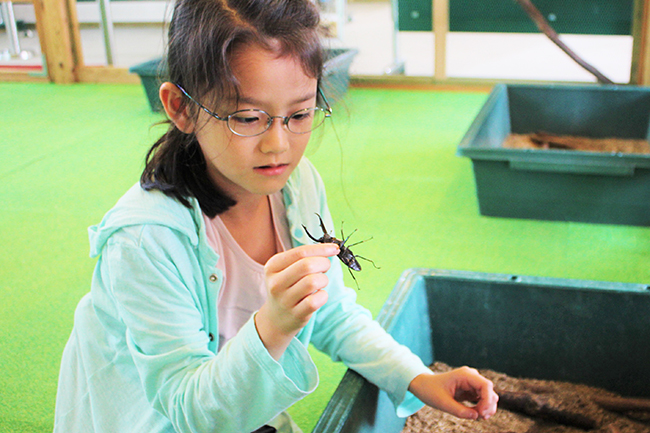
[378,268,649,331]
[128,57,165,75]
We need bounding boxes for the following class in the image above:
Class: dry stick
[497,391,599,430]
[530,132,576,149]
[592,395,650,413]
[513,0,615,84]
[601,425,621,433]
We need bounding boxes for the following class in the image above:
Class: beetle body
[302,213,377,288]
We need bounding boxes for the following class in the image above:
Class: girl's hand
[255,243,339,360]
[408,367,499,420]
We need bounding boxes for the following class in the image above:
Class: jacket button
[209,274,218,282]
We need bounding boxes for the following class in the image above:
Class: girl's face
[193,43,319,204]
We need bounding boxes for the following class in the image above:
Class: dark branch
[514,0,615,84]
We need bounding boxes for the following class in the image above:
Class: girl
[54,0,498,431]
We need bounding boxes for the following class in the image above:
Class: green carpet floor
[1,82,649,433]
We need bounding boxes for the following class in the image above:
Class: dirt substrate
[402,362,650,433]
[503,133,650,154]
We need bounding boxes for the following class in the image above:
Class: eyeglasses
[176,84,332,137]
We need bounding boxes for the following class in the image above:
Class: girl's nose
[259,118,291,154]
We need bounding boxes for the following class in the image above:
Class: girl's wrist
[254,307,295,361]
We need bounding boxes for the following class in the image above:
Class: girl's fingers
[472,378,499,419]
[438,399,480,420]
[266,243,339,273]
[293,284,329,319]
[292,271,330,301]
[269,258,331,312]
[265,244,338,294]
[411,368,499,421]
[452,367,498,420]
[262,243,338,330]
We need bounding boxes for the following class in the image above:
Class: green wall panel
[398,0,633,35]
[398,0,433,31]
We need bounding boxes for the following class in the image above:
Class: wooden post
[433,0,448,81]
[631,0,650,85]
[31,0,78,83]
[65,0,84,71]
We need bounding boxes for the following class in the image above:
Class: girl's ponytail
[141,126,236,217]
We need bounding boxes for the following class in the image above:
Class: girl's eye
[231,113,262,125]
[291,110,314,122]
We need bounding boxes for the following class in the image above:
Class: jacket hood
[88,158,323,258]
[89,184,201,258]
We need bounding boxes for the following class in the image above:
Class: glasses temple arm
[318,86,333,115]
[175,84,227,121]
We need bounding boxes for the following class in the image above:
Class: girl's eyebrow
[238,92,317,106]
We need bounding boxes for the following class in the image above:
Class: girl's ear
[159,82,194,133]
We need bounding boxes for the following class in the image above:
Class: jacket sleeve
[98,224,318,433]
[309,250,430,416]
[291,161,430,416]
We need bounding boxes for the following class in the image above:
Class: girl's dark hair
[141,0,325,217]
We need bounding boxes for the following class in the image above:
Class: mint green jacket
[54,158,428,433]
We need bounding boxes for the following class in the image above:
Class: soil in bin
[503,132,650,154]
[402,362,650,433]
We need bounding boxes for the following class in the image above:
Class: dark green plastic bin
[314,268,650,433]
[320,48,358,105]
[457,83,650,226]
[129,48,358,112]
[129,58,166,112]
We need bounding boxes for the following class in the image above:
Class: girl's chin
[247,177,291,198]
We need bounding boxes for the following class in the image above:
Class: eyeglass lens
[228,108,327,136]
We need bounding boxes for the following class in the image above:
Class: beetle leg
[340,228,358,247]
[346,236,373,248]
[347,267,360,290]
[354,255,380,269]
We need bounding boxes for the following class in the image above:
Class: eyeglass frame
[175,83,332,137]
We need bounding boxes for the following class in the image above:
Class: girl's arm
[100,225,318,433]
[290,159,499,419]
[301,211,497,419]
[308,257,498,420]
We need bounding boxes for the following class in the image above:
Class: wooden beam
[0,70,49,82]
[631,0,650,85]
[31,0,77,83]
[433,0,448,81]
[77,66,141,84]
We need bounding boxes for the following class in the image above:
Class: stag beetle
[302,213,378,289]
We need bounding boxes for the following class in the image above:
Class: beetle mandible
[302,213,378,289]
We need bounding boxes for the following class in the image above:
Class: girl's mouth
[254,163,289,176]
